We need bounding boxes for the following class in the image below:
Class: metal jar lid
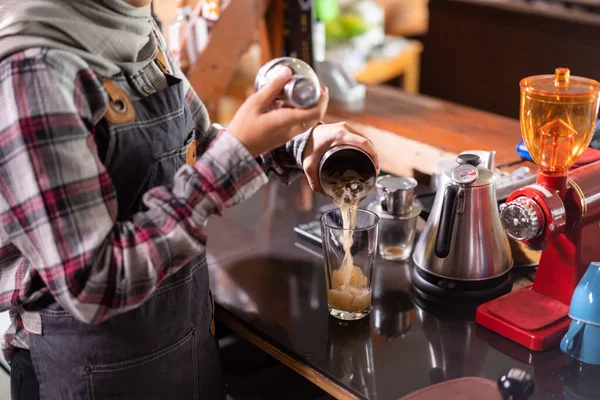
[376,175,418,216]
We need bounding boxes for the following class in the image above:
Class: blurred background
[153,0,600,124]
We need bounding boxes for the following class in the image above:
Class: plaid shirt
[0,33,309,362]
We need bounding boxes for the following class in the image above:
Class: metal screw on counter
[497,368,535,400]
[254,57,321,109]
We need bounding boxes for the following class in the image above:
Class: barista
[0,1,378,399]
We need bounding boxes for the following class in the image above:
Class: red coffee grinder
[476,68,600,350]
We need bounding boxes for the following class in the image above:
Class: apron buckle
[186,139,197,165]
[103,79,136,125]
[155,49,171,75]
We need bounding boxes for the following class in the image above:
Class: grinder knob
[498,368,535,400]
[500,197,543,241]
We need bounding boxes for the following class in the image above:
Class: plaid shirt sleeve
[181,81,310,185]
[0,49,267,325]
[256,131,311,184]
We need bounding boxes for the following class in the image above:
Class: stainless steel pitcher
[413,153,513,281]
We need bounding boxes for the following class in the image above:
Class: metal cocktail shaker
[318,145,377,205]
[255,57,321,109]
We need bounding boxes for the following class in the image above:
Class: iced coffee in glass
[321,209,379,320]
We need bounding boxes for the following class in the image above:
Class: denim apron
[26,52,224,400]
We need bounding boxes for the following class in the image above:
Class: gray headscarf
[0,0,158,77]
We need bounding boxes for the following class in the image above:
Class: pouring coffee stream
[319,146,377,312]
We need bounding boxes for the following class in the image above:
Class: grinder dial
[500,197,543,241]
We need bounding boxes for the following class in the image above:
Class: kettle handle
[435,185,460,258]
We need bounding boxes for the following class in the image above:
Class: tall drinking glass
[321,209,379,320]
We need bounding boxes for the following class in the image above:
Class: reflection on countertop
[206,178,600,400]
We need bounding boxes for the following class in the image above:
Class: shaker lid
[376,175,417,215]
[521,68,600,98]
[287,77,320,108]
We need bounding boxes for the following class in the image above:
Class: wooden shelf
[354,40,423,93]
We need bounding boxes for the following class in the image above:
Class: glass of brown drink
[321,209,379,320]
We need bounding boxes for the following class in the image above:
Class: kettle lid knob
[456,153,482,166]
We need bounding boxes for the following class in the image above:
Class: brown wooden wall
[421,0,600,119]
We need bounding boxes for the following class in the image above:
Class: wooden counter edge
[215,306,360,400]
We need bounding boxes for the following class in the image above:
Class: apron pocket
[145,129,196,192]
[84,328,198,400]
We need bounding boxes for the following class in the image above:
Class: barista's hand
[228,67,328,158]
[301,122,380,194]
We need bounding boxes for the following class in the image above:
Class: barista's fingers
[328,122,379,172]
[305,172,324,195]
[253,67,293,109]
[315,86,329,120]
[263,104,323,134]
[266,100,285,112]
[334,131,380,173]
[343,126,378,168]
[330,121,366,139]
[340,122,364,137]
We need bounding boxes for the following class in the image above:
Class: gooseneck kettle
[413,153,513,284]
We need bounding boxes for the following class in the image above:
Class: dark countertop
[206,178,600,400]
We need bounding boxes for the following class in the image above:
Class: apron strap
[209,289,216,336]
[157,47,198,165]
[100,49,198,165]
[101,48,172,125]
[103,78,136,125]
